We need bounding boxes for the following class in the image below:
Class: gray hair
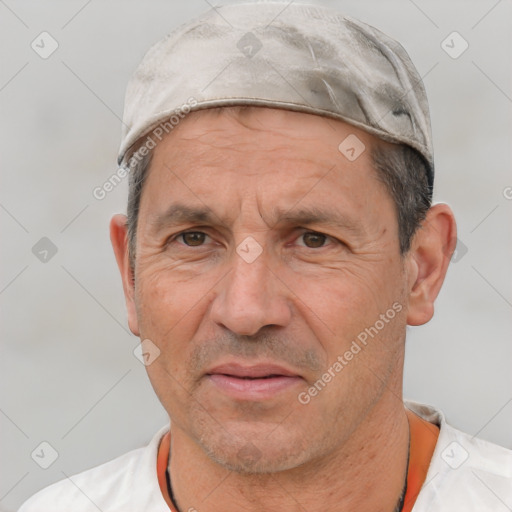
[371,143,432,253]
[126,151,152,270]
[125,132,431,269]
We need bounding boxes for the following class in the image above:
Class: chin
[195,421,313,474]
[207,443,310,475]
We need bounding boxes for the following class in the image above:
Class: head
[110,105,456,472]
[111,1,456,474]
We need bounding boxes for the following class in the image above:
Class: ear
[406,203,457,326]
[110,214,140,336]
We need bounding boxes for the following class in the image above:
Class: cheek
[134,270,213,421]
[294,266,392,327]
[134,268,211,362]
[293,266,407,420]
[286,259,406,358]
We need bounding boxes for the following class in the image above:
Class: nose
[209,245,292,336]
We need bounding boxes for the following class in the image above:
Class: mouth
[205,363,303,400]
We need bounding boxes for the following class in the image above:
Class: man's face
[129,107,413,472]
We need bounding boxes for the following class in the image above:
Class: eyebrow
[149,204,221,234]
[149,203,364,238]
[271,206,365,235]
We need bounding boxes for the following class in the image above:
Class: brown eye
[181,232,206,246]
[302,232,327,248]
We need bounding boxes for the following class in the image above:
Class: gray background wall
[1,0,511,510]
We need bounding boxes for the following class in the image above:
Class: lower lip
[207,374,302,400]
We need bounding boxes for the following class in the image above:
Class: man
[19,1,511,511]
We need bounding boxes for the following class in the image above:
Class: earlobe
[110,214,140,336]
[406,204,457,326]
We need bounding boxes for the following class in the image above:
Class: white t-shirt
[19,401,512,511]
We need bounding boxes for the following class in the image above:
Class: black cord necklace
[165,467,181,512]
[394,447,410,512]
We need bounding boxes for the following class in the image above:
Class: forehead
[148,106,379,176]
[160,106,375,144]
[138,107,392,224]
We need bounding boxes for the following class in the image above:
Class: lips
[205,362,303,399]
[207,363,298,379]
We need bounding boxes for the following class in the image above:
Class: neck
[168,392,410,512]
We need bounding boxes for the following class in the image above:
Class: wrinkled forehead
[146,106,381,175]
[138,107,393,226]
